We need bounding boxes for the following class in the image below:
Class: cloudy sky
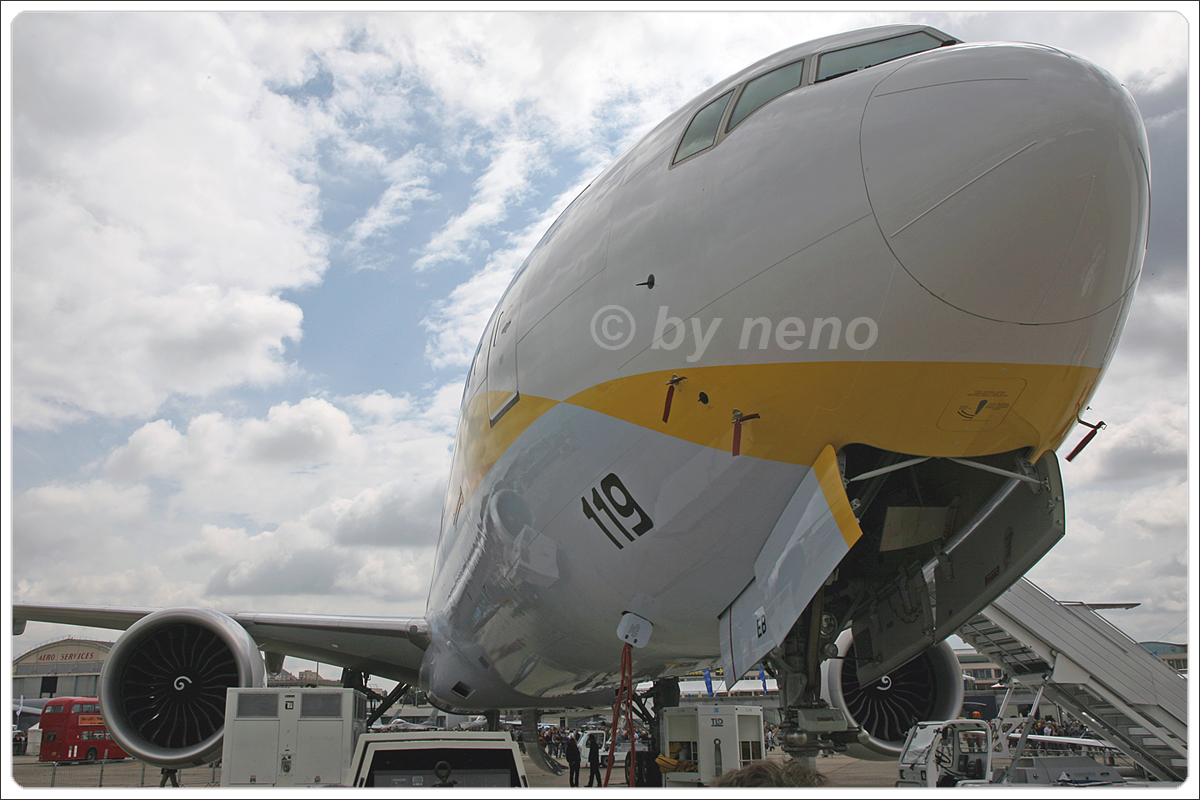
[6,8,1194,679]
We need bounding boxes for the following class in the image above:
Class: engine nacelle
[823,630,963,761]
[98,608,265,768]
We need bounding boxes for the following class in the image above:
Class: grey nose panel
[862,43,1147,324]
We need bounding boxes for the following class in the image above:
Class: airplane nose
[861,43,1149,324]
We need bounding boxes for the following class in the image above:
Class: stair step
[956,577,1188,782]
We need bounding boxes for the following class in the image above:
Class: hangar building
[13,638,112,703]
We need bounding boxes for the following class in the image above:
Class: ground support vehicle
[897,719,1138,787]
[897,719,993,787]
[348,730,528,787]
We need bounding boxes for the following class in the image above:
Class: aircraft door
[487,298,520,423]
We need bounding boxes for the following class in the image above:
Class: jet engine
[98,607,265,768]
[824,630,963,761]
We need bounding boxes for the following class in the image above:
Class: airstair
[957,577,1188,782]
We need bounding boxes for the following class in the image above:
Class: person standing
[586,734,602,787]
[565,733,582,787]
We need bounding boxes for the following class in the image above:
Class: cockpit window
[727,59,804,133]
[673,90,734,164]
[815,31,945,83]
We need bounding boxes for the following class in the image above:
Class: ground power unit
[219,687,366,787]
[661,705,764,786]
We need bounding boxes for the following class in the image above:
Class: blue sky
[6,8,1195,679]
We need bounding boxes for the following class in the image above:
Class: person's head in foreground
[710,758,829,787]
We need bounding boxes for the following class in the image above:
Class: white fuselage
[420,27,1149,711]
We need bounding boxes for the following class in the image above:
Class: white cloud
[15,386,455,616]
[99,392,452,526]
[103,419,189,482]
[205,544,350,597]
[225,12,349,88]
[12,13,327,429]
[1064,517,1106,545]
[244,398,361,463]
[414,137,547,271]
[336,550,436,604]
[1116,478,1190,535]
[171,502,436,603]
[14,566,194,613]
[347,146,442,252]
[342,390,415,423]
[329,480,446,547]
[14,481,152,563]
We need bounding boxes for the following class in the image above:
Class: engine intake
[99,608,265,767]
[824,630,963,760]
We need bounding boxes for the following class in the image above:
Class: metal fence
[11,758,221,788]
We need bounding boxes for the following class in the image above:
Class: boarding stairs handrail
[958,576,1187,782]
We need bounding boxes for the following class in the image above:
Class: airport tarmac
[8,750,897,789]
[520,749,898,788]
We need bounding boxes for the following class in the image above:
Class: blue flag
[702,669,714,697]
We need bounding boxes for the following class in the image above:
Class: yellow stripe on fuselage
[454,392,560,500]
[565,361,1097,463]
[449,361,1098,512]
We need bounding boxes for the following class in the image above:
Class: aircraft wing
[12,698,49,716]
[13,603,430,684]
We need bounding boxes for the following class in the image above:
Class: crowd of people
[1026,715,1104,756]
[1035,716,1091,740]
[534,727,574,759]
[530,725,647,759]
[522,725,647,787]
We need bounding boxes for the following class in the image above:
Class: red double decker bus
[38,697,130,764]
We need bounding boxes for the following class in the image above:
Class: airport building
[13,638,112,704]
[957,649,1005,688]
[1139,642,1187,674]
[12,637,343,699]
[12,636,355,731]
[12,638,113,731]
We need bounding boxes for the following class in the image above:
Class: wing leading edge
[13,603,430,685]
